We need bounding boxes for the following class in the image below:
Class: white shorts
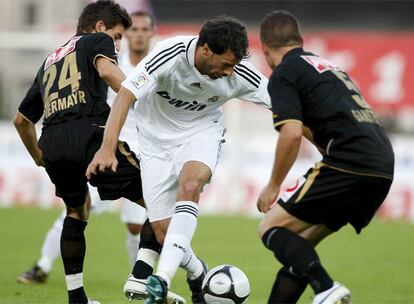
[140,127,225,222]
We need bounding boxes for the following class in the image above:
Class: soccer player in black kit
[257,11,394,304]
[13,1,140,303]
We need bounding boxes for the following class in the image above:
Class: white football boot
[312,282,351,304]
[87,300,101,304]
[123,274,186,303]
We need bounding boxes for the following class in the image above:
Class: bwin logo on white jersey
[157,91,207,111]
[190,82,201,89]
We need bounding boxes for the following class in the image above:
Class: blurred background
[0,0,413,220]
[1,1,414,303]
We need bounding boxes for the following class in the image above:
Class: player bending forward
[87,15,270,304]
[257,11,394,304]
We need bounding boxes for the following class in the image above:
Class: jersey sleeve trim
[234,64,261,88]
[93,54,118,70]
[17,110,36,124]
[274,119,303,128]
[145,43,186,75]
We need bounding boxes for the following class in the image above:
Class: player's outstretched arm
[257,121,302,213]
[13,111,45,167]
[86,87,135,179]
[95,56,126,93]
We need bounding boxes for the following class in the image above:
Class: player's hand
[86,148,118,179]
[257,183,280,213]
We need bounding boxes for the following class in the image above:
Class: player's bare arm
[95,56,125,92]
[86,87,135,178]
[257,121,303,213]
[13,112,45,167]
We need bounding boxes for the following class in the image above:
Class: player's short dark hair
[198,15,249,60]
[130,11,155,29]
[260,10,303,49]
[77,0,132,34]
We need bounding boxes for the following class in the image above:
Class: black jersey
[269,48,394,179]
[18,32,118,128]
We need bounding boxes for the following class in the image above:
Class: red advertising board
[158,24,414,112]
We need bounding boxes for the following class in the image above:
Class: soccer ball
[202,265,250,304]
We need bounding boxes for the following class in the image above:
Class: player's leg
[265,224,332,303]
[153,161,210,283]
[61,191,92,304]
[17,209,66,284]
[124,219,162,300]
[258,165,356,304]
[146,129,226,303]
[259,204,336,302]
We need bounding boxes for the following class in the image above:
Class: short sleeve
[269,65,303,130]
[121,63,154,101]
[234,61,271,109]
[89,33,118,68]
[18,75,44,124]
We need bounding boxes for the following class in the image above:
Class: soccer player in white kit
[17,11,154,284]
[87,16,271,303]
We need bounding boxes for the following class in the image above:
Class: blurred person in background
[86,15,271,304]
[257,10,394,304]
[13,1,142,303]
[16,10,155,284]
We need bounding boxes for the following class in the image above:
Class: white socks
[38,211,65,273]
[180,246,204,280]
[156,201,199,286]
[126,231,141,267]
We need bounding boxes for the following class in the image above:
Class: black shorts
[277,162,392,233]
[38,119,143,208]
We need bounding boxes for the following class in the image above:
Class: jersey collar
[282,47,304,61]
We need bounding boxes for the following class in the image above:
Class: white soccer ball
[202,265,250,304]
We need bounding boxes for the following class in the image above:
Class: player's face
[126,15,154,54]
[201,45,240,79]
[104,24,125,52]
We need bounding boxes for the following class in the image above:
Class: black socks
[268,266,308,304]
[262,227,333,297]
[132,219,161,279]
[61,217,88,304]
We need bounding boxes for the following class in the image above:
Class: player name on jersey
[44,90,86,118]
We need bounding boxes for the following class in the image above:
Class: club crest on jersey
[131,73,149,90]
[190,82,202,89]
[208,96,220,103]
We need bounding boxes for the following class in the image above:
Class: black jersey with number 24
[269,48,394,179]
[18,32,117,128]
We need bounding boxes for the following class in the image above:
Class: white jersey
[107,52,139,153]
[122,35,271,150]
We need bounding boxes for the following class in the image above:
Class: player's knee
[127,223,142,235]
[178,180,201,200]
[258,220,271,239]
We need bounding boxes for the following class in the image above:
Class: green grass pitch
[0,207,413,303]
